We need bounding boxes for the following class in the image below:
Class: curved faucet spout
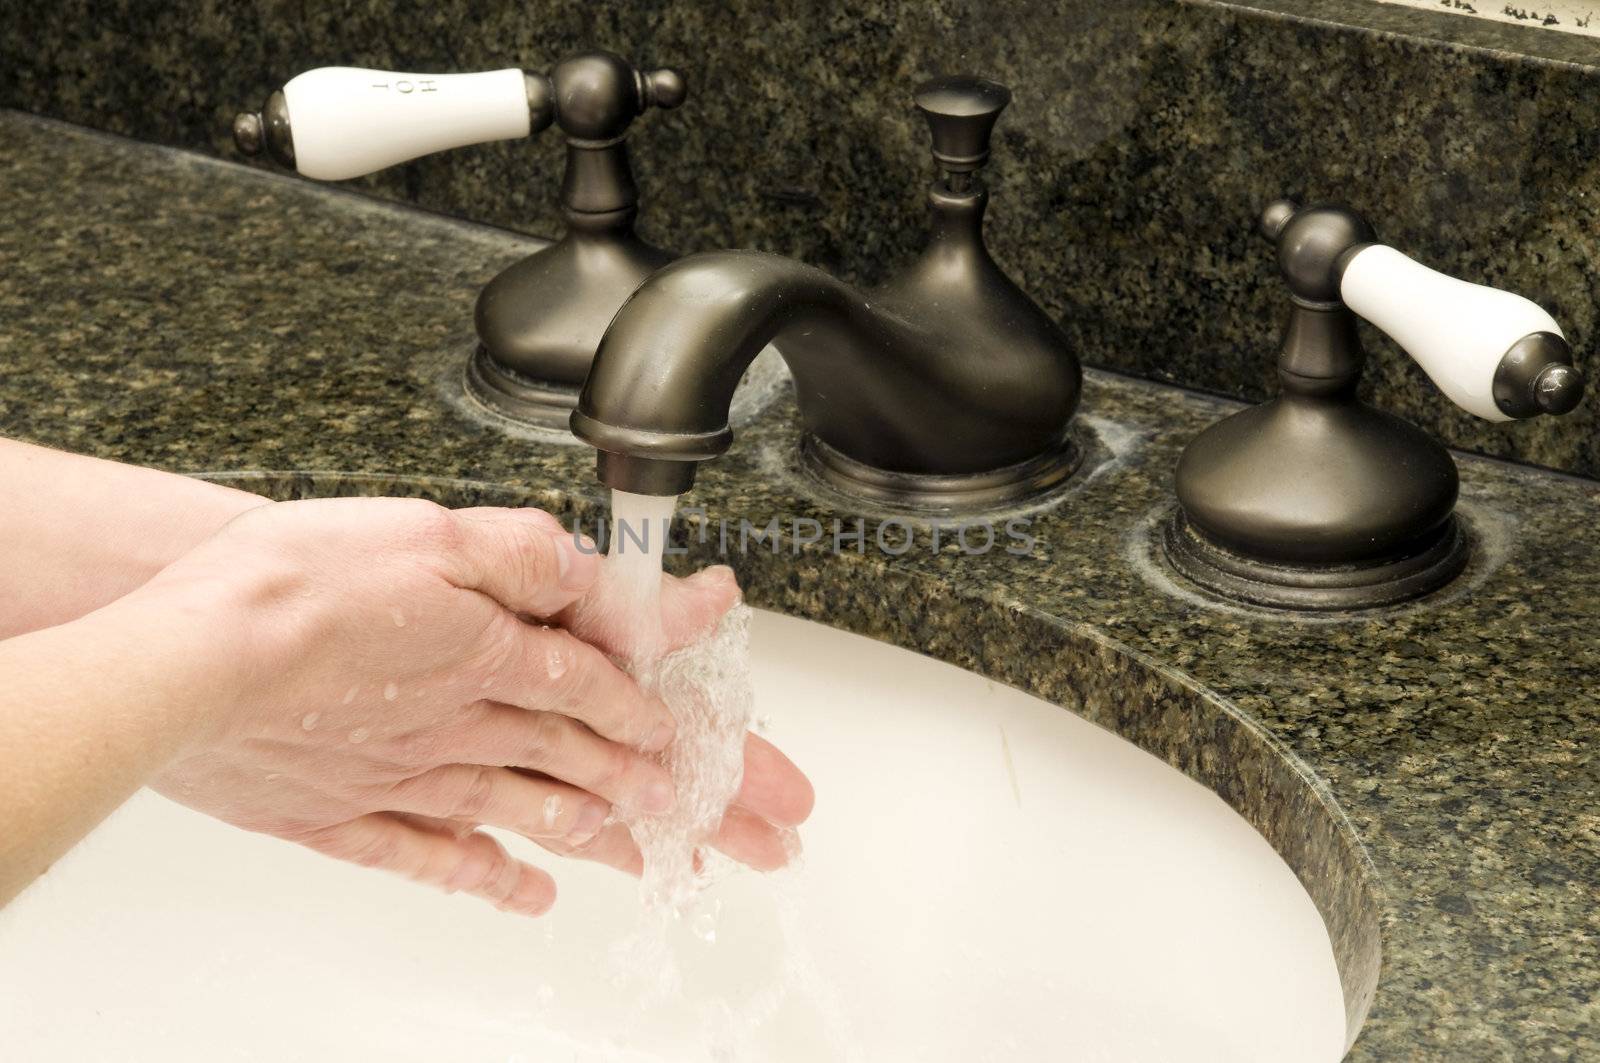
[572,73,1083,506]
[571,245,1081,499]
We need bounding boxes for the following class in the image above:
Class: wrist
[98,563,270,751]
[0,440,275,638]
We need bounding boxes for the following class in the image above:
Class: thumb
[659,565,743,649]
[555,564,742,658]
[444,507,600,617]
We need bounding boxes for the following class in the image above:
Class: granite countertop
[2,111,1596,1060]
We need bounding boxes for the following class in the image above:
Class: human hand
[133,497,805,917]
[556,565,815,881]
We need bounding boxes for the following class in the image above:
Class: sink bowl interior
[0,609,1347,1062]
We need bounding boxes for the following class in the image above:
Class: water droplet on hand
[342,685,359,705]
[348,728,370,744]
[390,607,407,628]
[546,646,568,680]
[542,793,562,828]
[384,682,399,701]
[301,712,321,731]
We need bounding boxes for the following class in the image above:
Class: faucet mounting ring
[1163,508,1469,611]
[800,433,1082,514]
[463,346,585,424]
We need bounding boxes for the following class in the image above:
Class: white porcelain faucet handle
[285,67,534,180]
[1340,244,1580,422]
[232,67,543,182]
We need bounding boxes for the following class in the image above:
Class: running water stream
[572,490,755,913]
[560,491,849,1057]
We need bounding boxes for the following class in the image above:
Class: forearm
[0,588,244,905]
[0,439,267,637]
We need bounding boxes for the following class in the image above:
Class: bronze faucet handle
[1166,198,1583,610]
[533,52,685,143]
[231,52,690,429]
[913,75,1011,174]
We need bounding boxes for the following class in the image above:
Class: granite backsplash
[4,0,1600,478]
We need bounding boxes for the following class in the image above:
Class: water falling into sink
[574,490,756,914]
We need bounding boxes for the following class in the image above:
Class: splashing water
[571,490,754,914]
[633,606,753,911]
[552,491,854,1059]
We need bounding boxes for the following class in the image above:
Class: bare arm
[0,438,266,637]
[0,581,248,900]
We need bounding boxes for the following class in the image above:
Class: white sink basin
[0,610,1346,1062]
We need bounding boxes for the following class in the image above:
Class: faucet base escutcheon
[800,433,1083,514]
[464,347,588,425]
[1163,509,1469,611]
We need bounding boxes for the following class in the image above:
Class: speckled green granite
[4,0,1600,481]
[3,113,1598,1061]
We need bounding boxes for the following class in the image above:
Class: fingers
[735,732,815,828]
[709,804,800,872]
[444,507,599,618]
[382,765,609,847]
[296,813,557,916]
[485,623,676,751]
[537,821,645,878]
[449,702,676,815]
[391,813,480,841]
[422,725,807,879]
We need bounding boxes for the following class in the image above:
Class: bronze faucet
[570,75,1082,512]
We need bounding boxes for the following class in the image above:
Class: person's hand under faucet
[0,439,814,915]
